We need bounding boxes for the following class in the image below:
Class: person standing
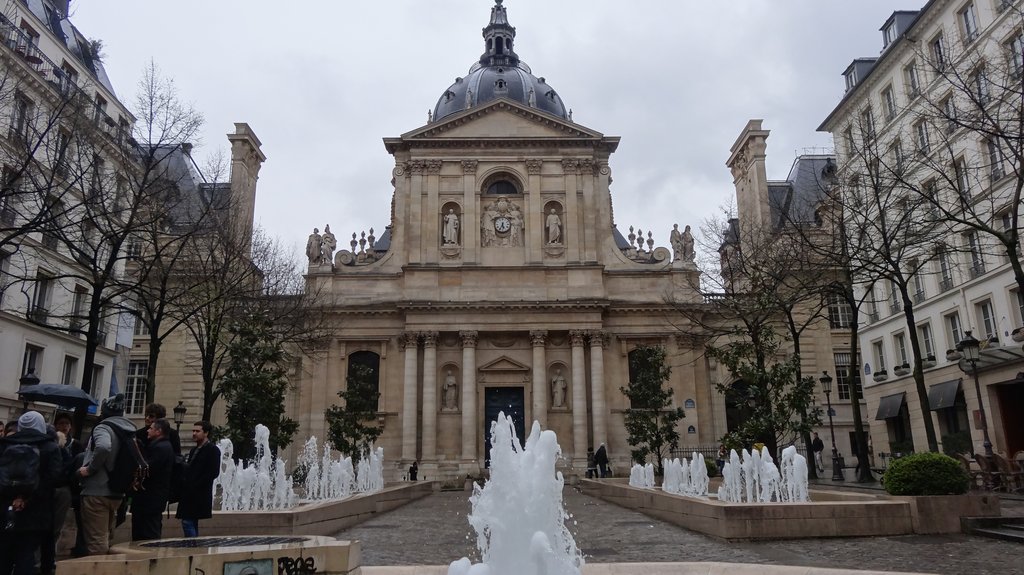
[77,394,137,556]
[176,421,221,537]
[0,411,62,575]
[716,444,728,477]
[130,419,173,542]
[594,443,610,478]
[408,461,418,482]
[135,403,181,456]
[812,432,825,473]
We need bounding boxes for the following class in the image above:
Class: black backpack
[0,443,40,497]
[94,423,148,495]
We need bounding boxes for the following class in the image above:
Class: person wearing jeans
[175,421,221,537]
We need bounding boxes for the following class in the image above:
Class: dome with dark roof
[432,0,568,123]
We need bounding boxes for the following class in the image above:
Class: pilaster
[530,330,548,428]
[589,330,608,449]
[570,329,588,466]
[462,160,479,263]
[460,330,479,463]
[401,332,420,462]
[421,331,439,460]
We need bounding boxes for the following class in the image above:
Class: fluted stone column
[589,331,608,449]
[421,332,439,460]
[401,332,420,462]
[569,330,588,465]
[460,331,479,462]
[530,330,548,428]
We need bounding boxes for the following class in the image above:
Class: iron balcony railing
[0,12,127,143]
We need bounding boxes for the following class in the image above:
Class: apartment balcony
[96,330,108,348]
[913,291,925,304]
[889,303,903,315]
[938,278,954,292]
[28,306,48,323]
[969,264,986,280]
[0,206,14,226]
[867,311,879,324]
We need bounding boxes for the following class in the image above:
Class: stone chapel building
[300,0,714,481]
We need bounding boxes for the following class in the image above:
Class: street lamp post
[173,400,187,433]
[19,368,40,413]
[956,331,993,457]
[820,371,845,481]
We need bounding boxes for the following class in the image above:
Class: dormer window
[883,22,898,48]
[845,68,858,92]
[495,79,507,91]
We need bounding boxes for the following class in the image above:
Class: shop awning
[874,392,906,420]
[927,379,962,411]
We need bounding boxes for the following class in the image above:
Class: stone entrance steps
[963,517,1024,543]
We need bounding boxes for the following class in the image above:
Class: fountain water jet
[449,412,583,575]
[717,446,810,503]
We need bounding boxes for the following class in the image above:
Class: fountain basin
[63,481,433,551]
[362,564,933,574]
[581,479,998,540]
[57,535,359,575]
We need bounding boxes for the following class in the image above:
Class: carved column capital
[598,162,611,176]
[409,160,425,175]
[561,158,579,174]
[421,331,439,347]
[569,330,587,347]
[400,332,419,349]
[530,330,548,346]
[393,162,408,177]
[461,160,478,174]
[579,159,594,175]
[588,330,609,348]
[425,160,442,175]
[460,330,479,347]
[526,159,543,175]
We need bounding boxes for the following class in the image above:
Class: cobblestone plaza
[334,488,1024,574]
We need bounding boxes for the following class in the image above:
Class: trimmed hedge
[882,452,970,496]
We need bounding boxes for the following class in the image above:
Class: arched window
[486,180,518,195]
[348,351,381,411]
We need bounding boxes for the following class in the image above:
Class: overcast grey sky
[71,1,904,260]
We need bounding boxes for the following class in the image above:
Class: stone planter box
[1012,328,1024,343]
[873,371,888,382]
[893,365,911,377]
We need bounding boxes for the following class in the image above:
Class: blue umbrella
[18,383,99,409]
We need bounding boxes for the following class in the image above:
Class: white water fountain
[661,453,710,496]
[214,424,384,510]
[717,445,810,503]
[297,436,357,500]
[628,462,655,488]
[448,412,583,575]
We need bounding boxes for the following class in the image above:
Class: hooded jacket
[0,429,63,532]
[81,415,137,497]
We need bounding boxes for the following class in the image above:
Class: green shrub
[882,452,969,496]
[705,457,718,478]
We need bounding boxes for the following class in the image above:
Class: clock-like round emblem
[494,216,511,233]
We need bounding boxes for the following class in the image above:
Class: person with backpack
[77,394,139,555]
[175,421,221,537]
[0,411,62,575]
[130,419,173,542]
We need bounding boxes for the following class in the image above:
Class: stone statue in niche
[442,370,458,410]
[551,368,567,408]
[305,227,322,264]
[443,209,460,245]
[546,209,562,244]
[320,224,337,264]
[481,197,523,247]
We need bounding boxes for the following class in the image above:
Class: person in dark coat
[0,411,63,575]
[135,403,181,456]
[594,443,610,478]
[130,419,174,542]
[175,421,221,537]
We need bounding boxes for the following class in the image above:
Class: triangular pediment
[478,355,531,372]
[402,99,603,141]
